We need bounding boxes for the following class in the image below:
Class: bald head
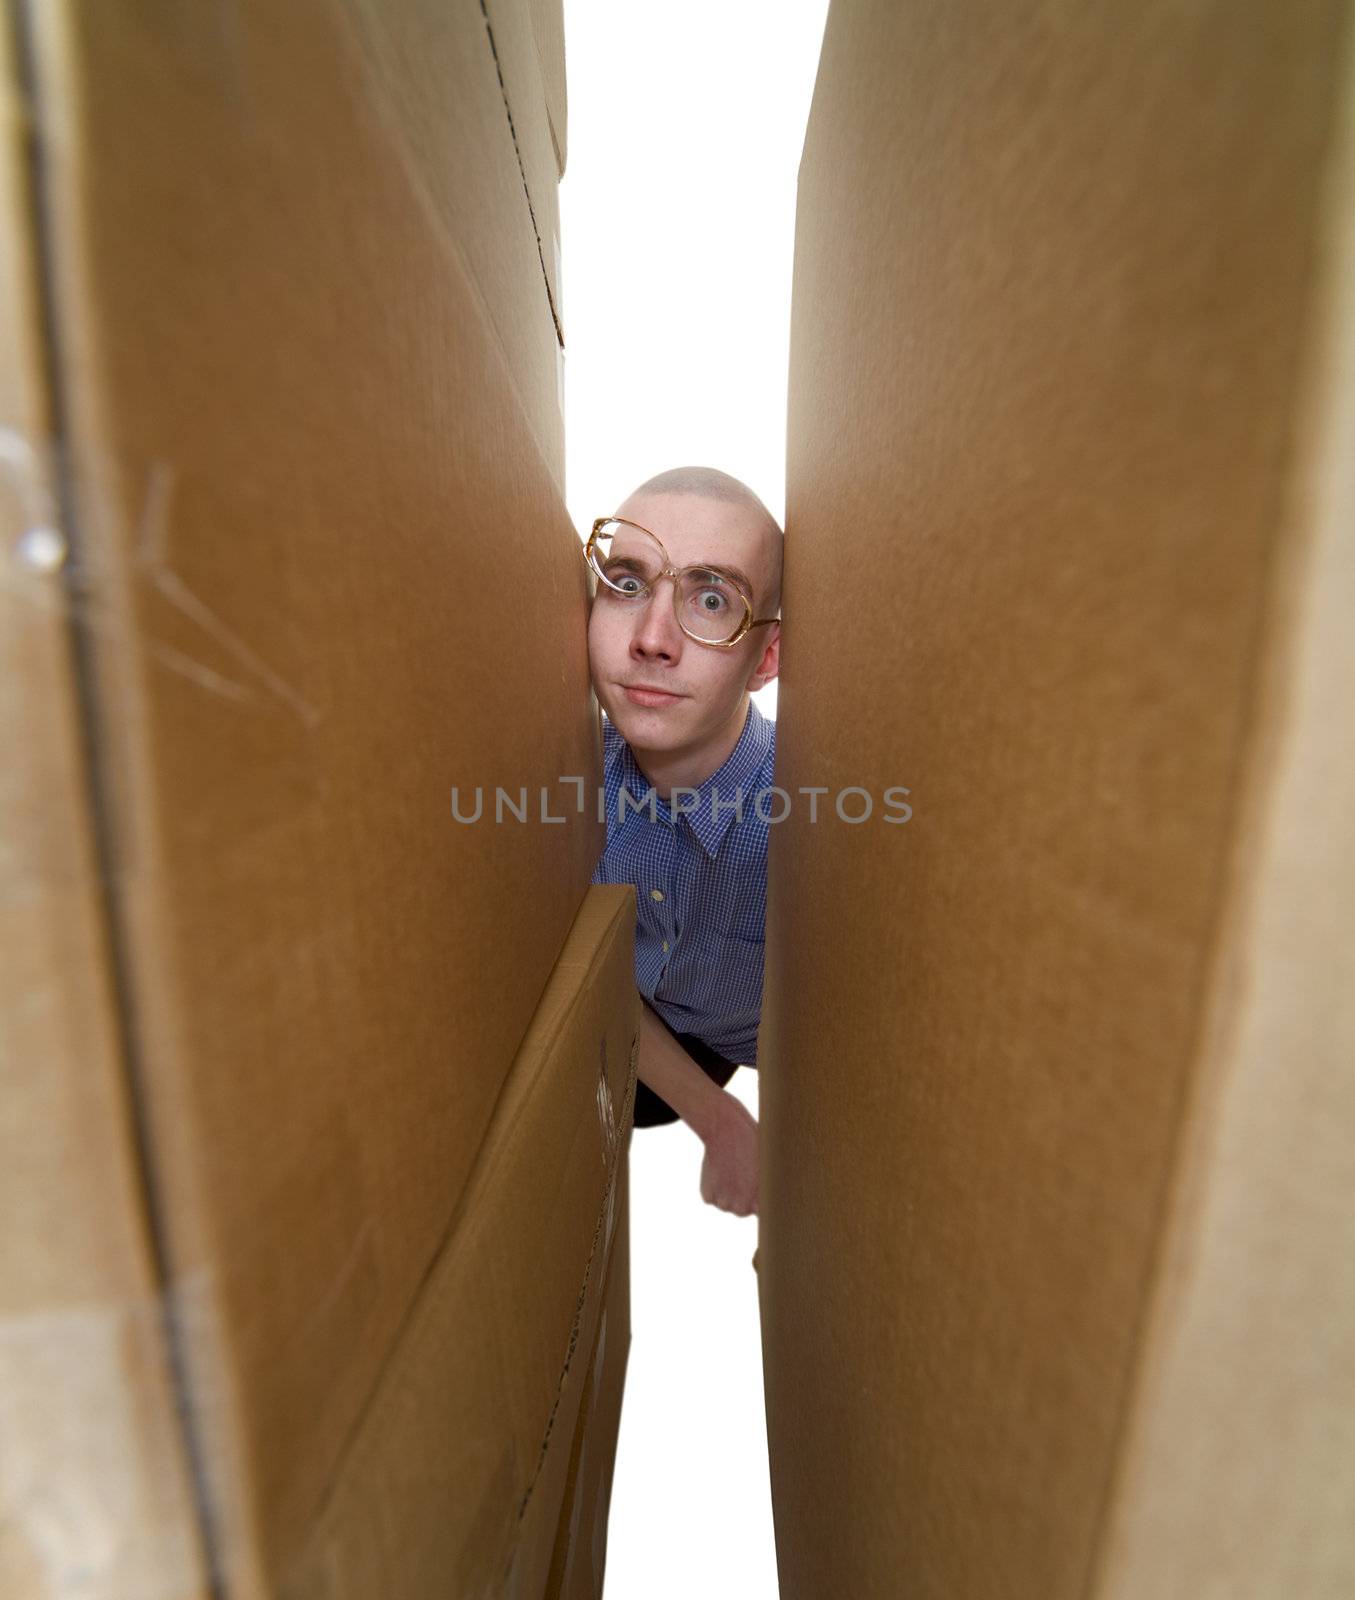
[621,465,783,616]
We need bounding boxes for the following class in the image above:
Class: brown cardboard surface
[18,0,595,1591]
[1092,20,1355,1595]
[526,0,568,177]
[0,15,207,1596]
[345,0,566,450]
[764,2,1354,1597]
[544,1175,631,1600]
[484,0,566,335]
[283,885,638,1600]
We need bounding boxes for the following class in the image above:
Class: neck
[631,697,752,799]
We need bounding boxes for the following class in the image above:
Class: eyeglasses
[583,516,780,649]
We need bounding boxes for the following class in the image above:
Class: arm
[637,1002,759,1216]
[636,1001,729,1139]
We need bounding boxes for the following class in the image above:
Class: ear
[744,623,781,692]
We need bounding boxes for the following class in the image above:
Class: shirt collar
[615,700,773,860]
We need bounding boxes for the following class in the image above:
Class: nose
[629,575,685,663]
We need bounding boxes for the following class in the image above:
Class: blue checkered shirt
[591,701,776,1065]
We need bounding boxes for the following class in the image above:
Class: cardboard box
[526,0,569,180]
[2,0,605,1593]
[284,884,638,1600]
[764,2,1355,1597]
[483,0,567,334]
[342,0,566,471]
[543,1179,631,1600]
[0,15,209,1591]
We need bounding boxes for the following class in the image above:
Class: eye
[601,564,648,596]
[682,569,735,614]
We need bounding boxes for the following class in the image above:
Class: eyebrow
[694,561,756,598]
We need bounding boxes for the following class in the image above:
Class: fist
[699,1095,760,1216]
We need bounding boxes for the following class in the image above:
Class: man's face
[586,492,781,762]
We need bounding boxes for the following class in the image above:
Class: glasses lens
[589,519,664,597]
[588,520,752,645]
[677,568,749,643]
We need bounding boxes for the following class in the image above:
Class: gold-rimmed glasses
[583,516,780,648]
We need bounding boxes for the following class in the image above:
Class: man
[586,465,782,1219]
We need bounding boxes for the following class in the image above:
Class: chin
[605,696,688,750]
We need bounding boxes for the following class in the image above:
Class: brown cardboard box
[283,884,638,1600]
[1,0,607,1593]
[483,0,567,335]
[0,15,209,1592]
[543,1174,632,1600]
[343,0,566,470]
[526,0,568,179]
[764,2,1355,1597]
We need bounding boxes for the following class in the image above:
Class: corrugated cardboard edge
[543,1180,631,1600]
[1090,12,1355,1596]
[468,885,637,1178]
[514,1039,637,1532]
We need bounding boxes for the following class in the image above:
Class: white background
[560,3,829,1594]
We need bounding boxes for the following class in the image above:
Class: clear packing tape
[3,430,324,732]
[0,1293,209,1598]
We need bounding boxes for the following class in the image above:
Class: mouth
[619,683,685,708]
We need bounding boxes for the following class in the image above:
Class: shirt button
[662,940,669,953]
[650,888,664,902]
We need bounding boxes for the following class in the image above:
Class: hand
[698,1094,760,1216]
